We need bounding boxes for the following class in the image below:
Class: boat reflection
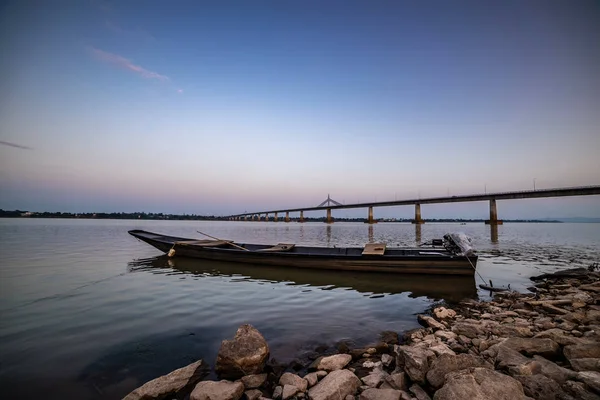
[128,256,477,302]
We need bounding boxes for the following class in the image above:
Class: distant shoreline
[0,209,564,223]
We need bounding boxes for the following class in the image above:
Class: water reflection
[490,224,499,243]
[128,256,477,303]
[415,224,422,244]
[368,225,374,243]
[326,224,332,246]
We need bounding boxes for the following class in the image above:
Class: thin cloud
[0,140,32,150]
[88,47,169,81]
[105,20,156,42]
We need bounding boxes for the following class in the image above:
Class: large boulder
[397,345,435,384]
[577,371,600,394]
[562,381,600,400]
[532,355,577,384]
[513,374,563,400]
[426,353,492,388]
[570,358,600,372]
[190,380,244,400]
[433,368,527,400]
[533,329,583,346]
[451,322,485,339]
[564,343,600,360]
[215,325,269,380]
[123,359,209,400]
[500,337,560,358]
[312,354,352,372]
[308,369,361,400]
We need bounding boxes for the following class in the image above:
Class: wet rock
[216,325,270,380]
[426,353,491,388]
[501,337,560,358]
[418,315,446,331]
[409,384,432,400]
[282,384,299,400]
[313,354,352,372]
[245,389,263,400]
[190,380,245,400]
[279,372,308,392]
[397,345,434,384]
[360,388,402,400]
[514,374,563,400]
[304,372,319,388]
[433,307,457,320]
[123,359,209,400]
[577,371,600,394]
[570,358,600,372]
[308,369,361,400]
[532,355,578,384]
[432,368,527,400]
[241,373,268,389]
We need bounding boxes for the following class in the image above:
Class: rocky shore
[123,266,600,400]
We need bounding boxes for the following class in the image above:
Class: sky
[1,0,599,219]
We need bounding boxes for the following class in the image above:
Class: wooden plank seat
[175,239,233,247]
[362,243,386,255]
[256,243,295,252]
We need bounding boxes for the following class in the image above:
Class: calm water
[1,219,599,399]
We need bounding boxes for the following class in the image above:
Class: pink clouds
[88,47,169,81]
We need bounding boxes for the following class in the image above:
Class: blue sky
[1,0,599,218]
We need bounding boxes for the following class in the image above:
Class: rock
[381,331,400,345]
[433,307,457,320]
[562,381,600,400]
[345,396,354,400]
[429,344,455,357]
[426,353,491,388]
[191,380,245,400]
[501,337,560,358]
[362,360,382,369]
[361,369,388,388]
[282,384,299,400]
[279,373,308,392]
[451,322,484,339]
[245,389,263,400]
[409,384,432,400]
[418,315,446,331]
[241,373,268,389]
[494,325,534,338]
[216,325,270,380]
[382,354,394,367]
[564,343,600,360]
[360,388,402,400]
[515,375,565,399]
[483,343,531,371]
[397,345,434,384]
[316,371,328,379]
[570,358,600,372]
[314,354,353,372]
[124,359,209,400]
[307,369,361,400]
[304,372,319,388]
[507,360,541,377]
[272,385,283,399]
[385,372,408,391]
[533,329,583,346]
[434,331,457,341]
[577,371,600,394]
[532,355,578,384]
[432,368,527,400]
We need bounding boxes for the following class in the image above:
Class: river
[0,219,598,399]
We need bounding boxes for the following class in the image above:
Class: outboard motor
[443,232,474,256]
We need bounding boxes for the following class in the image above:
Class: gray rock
[570,358,600,372]
[426,353,491,388]
[282,384,299,400]
[315,354,353,372]
[191,380,245,400]
[245,389,263,400]
[216,325,270,380]
[360,388,402,400]
[501,337,560,358]
[432,368,527,400]
[418,315,446,331]
[308,369,361,400]
[409,384,432,400]
[397,345,434,384]
[304,372,319,388]
[241,373,268,389]
[280,372,308,392]
[514,374,562,400]
[577,371,600,394]
[385,372,408,391]
[532,355,578,384]
[124,359,209,400]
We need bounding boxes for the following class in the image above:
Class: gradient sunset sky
[1,0,599,219]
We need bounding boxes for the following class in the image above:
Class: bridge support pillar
[274,212,278,222]
[299,210,305,223]
[265,213,269,222]
[366,206,377,224]
[285,211,290,222]
[411,203,424,224]
[244,216,248,221]
[485,199,503,225]
[326,208,333,223]
[258,214,262,221]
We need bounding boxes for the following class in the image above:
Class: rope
[466,254,488,286]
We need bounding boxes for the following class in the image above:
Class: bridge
[228,185,600,224]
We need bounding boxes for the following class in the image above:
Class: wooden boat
[129,230,478,276]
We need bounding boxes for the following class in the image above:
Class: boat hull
[128,230,478,276]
